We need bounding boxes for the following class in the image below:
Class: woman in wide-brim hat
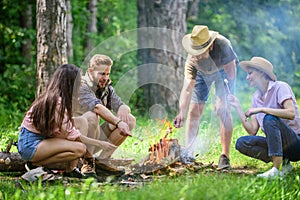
[228,56,300,178]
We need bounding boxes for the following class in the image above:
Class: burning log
[130,124,181,174]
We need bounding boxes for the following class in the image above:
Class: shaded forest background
[0,0,300,128]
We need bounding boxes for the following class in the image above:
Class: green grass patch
[1,112,300,199]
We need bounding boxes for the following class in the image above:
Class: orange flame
[148,122,174,164]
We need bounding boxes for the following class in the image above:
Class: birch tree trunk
[36,0,68,97]
[137,0,187,116]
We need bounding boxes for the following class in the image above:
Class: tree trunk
[84,0,97,56]
[66,0,74,62]
[137,0,187,116]
[36,0,68,97]
[187,0,200,21]
[20,2,33,65]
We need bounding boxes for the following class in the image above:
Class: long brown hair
[30,64,81,137]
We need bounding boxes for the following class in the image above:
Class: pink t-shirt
[21,98,81,140]
[252,81,300,135]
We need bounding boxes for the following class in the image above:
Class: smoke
[197,0,300,97]
[73,27,224,162]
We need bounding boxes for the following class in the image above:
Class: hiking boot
[63,167,86,178]
[217,154,231,170]
[257,167,281,178]
[81,157,96,177]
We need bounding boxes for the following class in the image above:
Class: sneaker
[217,154,231,170]
[63,167,86,178]
[281,160,293,176]
[257,167,281,178]
[81,157,96,177]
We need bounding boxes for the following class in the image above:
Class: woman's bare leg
[30,138,86,171]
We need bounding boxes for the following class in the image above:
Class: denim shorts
[191,69,235,103]
[18,127,45,161]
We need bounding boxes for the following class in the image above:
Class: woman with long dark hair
[18,64,115,177]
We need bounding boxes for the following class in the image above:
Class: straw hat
[182,25,219,55]
[240,57,277,81]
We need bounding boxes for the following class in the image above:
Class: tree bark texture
[20,2,33,65]
[137,0,187,115]
[84,0,97,56]
[36,0,68,97]
[187,0,200,21]
[66,0,73,62]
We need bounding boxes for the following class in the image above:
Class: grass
[1,117,300,199]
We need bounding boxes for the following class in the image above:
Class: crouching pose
[228,57,300,178]
[18,64,115,178]
[74,54,136,174]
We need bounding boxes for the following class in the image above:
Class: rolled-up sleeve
[78,84,101,113]
[109,86,124,113]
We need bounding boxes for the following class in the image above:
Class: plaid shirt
[74,73,124,116]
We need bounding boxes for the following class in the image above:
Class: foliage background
[1,1,300,199]
[0,0,300,128]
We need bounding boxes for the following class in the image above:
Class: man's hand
[173,112,185,128]
[117,121,132,137]
[117,105,131,122]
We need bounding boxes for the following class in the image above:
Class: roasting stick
[224,78,250,122]
[224,79,231,94]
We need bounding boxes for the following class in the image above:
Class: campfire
[148,125,180,164]
[131,122,181,174]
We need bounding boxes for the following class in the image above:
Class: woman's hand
[245,108,262,118]
[227,94,240,108]
[98,140,117,151]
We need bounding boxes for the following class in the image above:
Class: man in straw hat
[173,25,238,169]
[228,56,300,178]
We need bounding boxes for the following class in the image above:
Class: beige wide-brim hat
[240,57,277,81]
[182,25,218,55]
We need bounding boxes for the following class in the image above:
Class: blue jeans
[236,114,300,162]
[191,69,235,103]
